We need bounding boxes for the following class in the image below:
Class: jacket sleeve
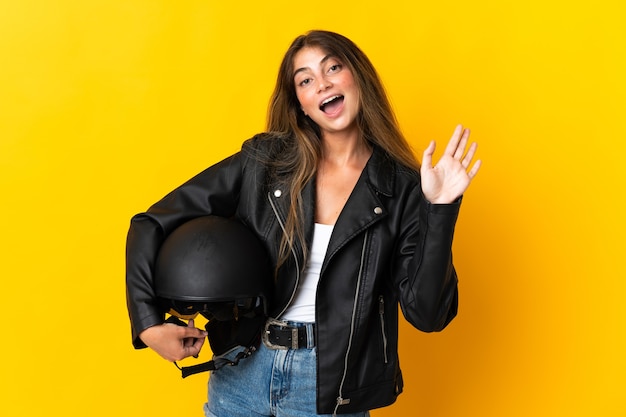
[395,182,461,333]
[125,151,246,348]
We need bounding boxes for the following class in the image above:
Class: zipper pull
[336,397,351,405]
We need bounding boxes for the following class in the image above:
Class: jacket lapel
[323,147,396,265]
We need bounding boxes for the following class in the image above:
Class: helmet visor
[165,297,264,322]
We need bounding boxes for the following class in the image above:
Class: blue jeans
[204,335,369,417]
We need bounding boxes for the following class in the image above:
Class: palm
[420,125,481,204]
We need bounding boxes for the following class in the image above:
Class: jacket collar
[364,146,396,198]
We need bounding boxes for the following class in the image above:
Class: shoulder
[241,131,294,160]
[240,133,298,182]
[368,147,421,196]
[395,161,421,186]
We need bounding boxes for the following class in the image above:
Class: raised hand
[420,124,481,204]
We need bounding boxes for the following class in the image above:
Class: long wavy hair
[267,30,419,270]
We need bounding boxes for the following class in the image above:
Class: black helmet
[153,216,272,377]
[154,216,272,322]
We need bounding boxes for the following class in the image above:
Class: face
[292,46,360,138]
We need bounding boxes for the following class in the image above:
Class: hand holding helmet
[139,318,207,362]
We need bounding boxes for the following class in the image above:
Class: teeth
[321,95,341,106]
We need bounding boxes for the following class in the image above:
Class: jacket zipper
[267,191,300,318]
[333,230,369,416]
[379,295,388,364]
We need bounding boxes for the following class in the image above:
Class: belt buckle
[262,317,291,350]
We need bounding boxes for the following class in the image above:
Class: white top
[280,223,334,323]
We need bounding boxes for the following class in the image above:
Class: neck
[320,130,371,168]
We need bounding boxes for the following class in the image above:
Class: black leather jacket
[126,133,460,414]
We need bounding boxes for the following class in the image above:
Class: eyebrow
[293,54,335,79]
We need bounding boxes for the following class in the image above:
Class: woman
[126,30,480,416]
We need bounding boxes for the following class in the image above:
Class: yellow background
[1,1,624,416]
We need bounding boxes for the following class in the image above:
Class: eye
[328,64,342,73]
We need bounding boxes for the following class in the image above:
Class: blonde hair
[267,30,419,270]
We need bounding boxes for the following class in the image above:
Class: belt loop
[291,327,299,349]
[306,323,315,349]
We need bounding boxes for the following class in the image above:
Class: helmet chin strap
[173,345,257,378]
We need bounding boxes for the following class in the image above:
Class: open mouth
[319,95,344,114]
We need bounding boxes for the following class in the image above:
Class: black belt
[263,319,315,349]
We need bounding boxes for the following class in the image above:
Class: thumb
[184,333,205,359]
[421,140,435,171]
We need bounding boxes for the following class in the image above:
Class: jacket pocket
[378,295,388,364]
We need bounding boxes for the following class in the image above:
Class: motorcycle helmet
[153,216,272,377]
[154,215,272,323]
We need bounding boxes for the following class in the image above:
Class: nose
[317,77,332,92]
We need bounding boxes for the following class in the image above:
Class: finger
[421,140,435,169]
[183,319,205,358]
[192,336,205,351]
[467,159,482,179]
[461,142,478,168]
[443,124,464,156]
[180,325,208,339]
[185,336,205,358]
[183,336,198,358]
[453,128,470,160]
[183,321,196,348]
